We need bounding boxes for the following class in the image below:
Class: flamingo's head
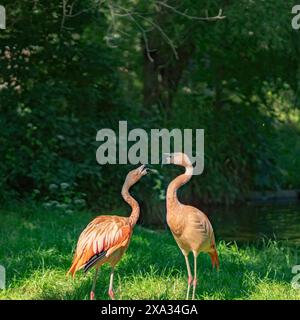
[124,164,149,187]
[163,152,192,167]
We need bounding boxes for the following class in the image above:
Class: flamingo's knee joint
[108,289,115,300]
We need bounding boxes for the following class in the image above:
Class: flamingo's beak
[137,164,146,173]
[144,164,158,174]
[137,164,154,175]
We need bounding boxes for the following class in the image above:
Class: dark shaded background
[1,1,299,225]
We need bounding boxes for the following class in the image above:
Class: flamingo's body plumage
[68,165,148,300]
[68,215,132,275]
[164,152,219,299]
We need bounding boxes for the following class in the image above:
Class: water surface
[208,201,300,246]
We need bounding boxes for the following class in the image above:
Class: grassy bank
[0,204,299,300]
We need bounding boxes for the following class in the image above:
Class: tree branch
[155,1,225,21]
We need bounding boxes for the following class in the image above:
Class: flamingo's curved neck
[167,165,193,209]
[121,184,140,226]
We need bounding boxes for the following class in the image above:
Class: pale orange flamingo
[67,164,149,300]
[164,152,219,300]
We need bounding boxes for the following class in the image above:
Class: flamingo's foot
[108,289,115,300]
[90,291,95,300]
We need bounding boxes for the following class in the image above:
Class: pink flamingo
[68,165,149,300]
[164,152,219,299]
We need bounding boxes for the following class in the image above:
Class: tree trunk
[142,38,195,115]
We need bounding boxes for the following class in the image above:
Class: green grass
[0,204,299,300]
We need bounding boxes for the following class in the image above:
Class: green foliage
[168,78,294,204]
[0,0,299,215]
[0,1,125,206]
[41,182,87,213]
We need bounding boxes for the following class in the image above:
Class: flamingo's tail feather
[67,254,81,278]
[209,249,220,270]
